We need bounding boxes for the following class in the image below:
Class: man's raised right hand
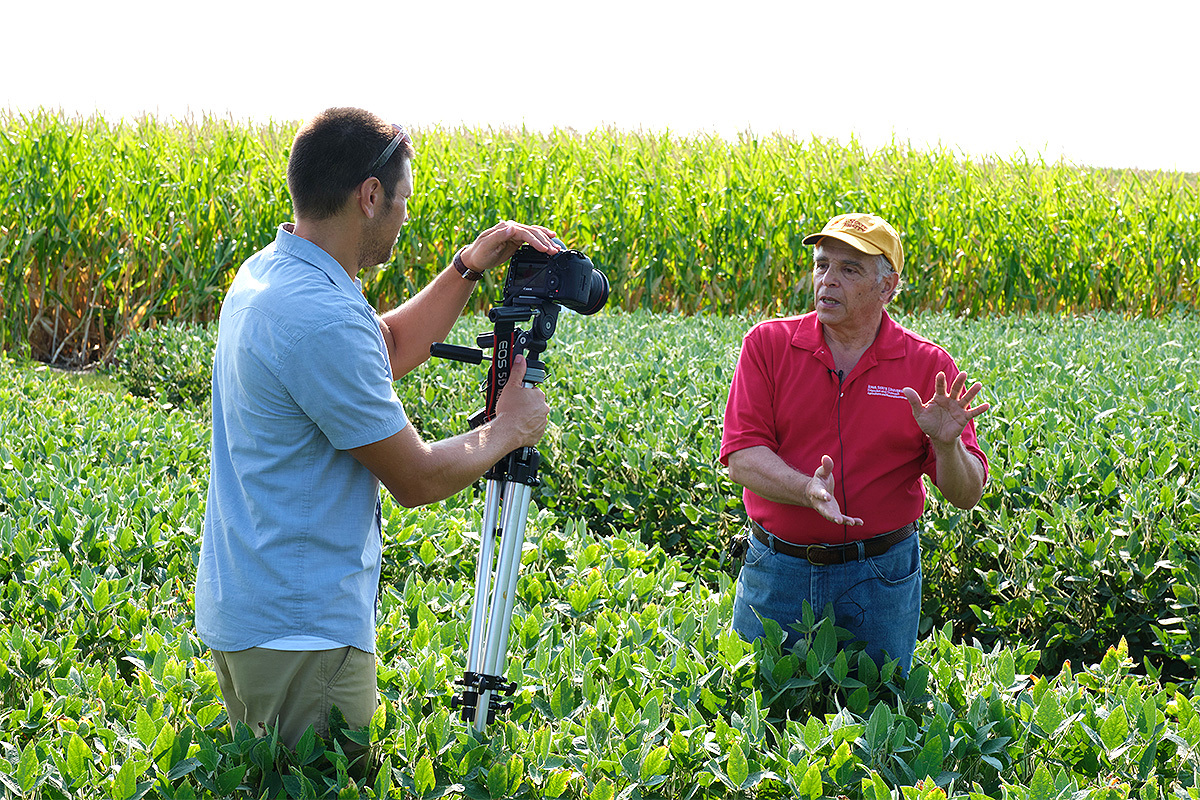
[494,354,550,450]
[805,455,864,527]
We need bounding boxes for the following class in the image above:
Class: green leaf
[847,686,870,714]
[804,716,825,751]
[135,706,158,748]
[771,653,798,684]
[415,755,436,795]
[642,694,662,731]
[370,698,392,741]
[861,772,891,800]
[614,692,637,735]
[1139,695,1159,738]
[857,649,880,687]
[16,741,40,793]
[296,725,322,765]
[112,759,137,800]
[419,539,438,565]
[65,732,91,782]
[726,745,748,788]
[589,778,615,800]
[550,680,578,720]
[865,702,892,754]
[745,691,761,740]
[1028,764,1057,800]
[913,733,944,780]
[718,629,747,669]
[374,757,393,800]
[813,620,836,665]
[152,720,176,773]
[1035,689,1064,735]
[544,769,571,798]
[1137,739,1159,784]
[762,617,786,651]
[166,758,202,781]
[805,646,821,678]
[980,754,1003,771]
[1101,705,1130,752]
[997,649,1016,688]
[801,601,817,631]
[903,664,930,702]
[94,579,110,611]
[797,763,823,799]
[487,755,523,799]
[412,619,432,650]
[831,649,850,683]
[217,765,248,795]
[640,745,670,783]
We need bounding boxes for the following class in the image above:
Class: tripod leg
[474,480,533,732]
[465,479,504,674]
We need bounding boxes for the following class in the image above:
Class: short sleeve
[281,312,408,450]
[719,329,779,465]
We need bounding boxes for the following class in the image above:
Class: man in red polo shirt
[720,213,989,674]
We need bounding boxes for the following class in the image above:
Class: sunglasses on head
[363,124,411,182]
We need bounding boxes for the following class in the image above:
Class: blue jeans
[731,527,922,675]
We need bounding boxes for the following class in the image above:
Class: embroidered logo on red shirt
[867,384,906,399]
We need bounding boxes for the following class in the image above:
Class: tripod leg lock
[451,672,518,724]
[484,447,541,486]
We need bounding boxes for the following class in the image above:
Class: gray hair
[877,255,904,303]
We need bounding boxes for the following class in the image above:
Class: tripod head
[431,245,607,428]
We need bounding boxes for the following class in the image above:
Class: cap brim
[801,231,885,256]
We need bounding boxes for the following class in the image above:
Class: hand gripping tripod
[431,299,561,733]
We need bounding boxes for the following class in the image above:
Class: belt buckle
[804,543,830,564]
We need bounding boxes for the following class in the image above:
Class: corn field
[2,111,1198,366]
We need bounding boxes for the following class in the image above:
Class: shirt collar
[870,309,908,360]
[274,223,365,295]
[792,308,908,362]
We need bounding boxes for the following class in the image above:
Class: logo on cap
[840,217,870,233]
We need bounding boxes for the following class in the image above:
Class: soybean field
[2,310,1200,799]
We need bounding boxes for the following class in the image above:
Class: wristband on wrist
[452,250,484,281]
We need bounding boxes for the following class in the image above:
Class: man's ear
[881,271,900,301]
[356,177,382,220]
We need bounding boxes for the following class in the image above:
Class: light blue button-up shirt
[196,224,408,653]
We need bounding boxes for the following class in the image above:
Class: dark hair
[286,107,415,221]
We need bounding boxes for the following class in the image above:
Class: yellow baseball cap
[802,213,904,276]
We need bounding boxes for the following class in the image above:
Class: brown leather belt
[750,520,918,565]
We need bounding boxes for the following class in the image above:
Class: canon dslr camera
[503,244,609,315]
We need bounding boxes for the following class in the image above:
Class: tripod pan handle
[430,342,486,364]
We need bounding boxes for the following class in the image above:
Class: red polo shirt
[720,310,988,545]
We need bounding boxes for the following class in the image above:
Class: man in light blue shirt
[196,107,559,749]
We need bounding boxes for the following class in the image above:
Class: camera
[503,244,610,315]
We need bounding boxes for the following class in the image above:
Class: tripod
[431,300,560,732]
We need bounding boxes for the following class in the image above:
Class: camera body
[503,245,609,316]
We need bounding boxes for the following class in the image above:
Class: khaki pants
[211,646,377,749]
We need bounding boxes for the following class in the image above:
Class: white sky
[4,0,1198,173]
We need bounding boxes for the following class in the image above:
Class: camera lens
[572,268,610,316]
[552,250,609,315]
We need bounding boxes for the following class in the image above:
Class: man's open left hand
[903,371,990,446]
[459,221,564,273]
